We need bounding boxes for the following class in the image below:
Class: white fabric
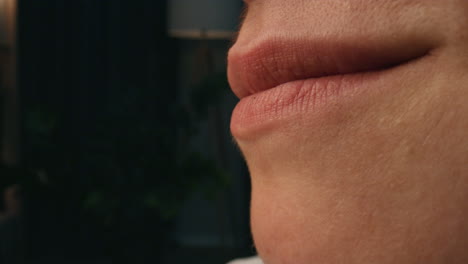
[227,256,263,264]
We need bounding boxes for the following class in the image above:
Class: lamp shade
[168,0,242,39]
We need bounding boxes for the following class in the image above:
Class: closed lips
[227,35,437,138]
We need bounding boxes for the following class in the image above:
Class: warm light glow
[0,0,7,45]
[0,0,15,46]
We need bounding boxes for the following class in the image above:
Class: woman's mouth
[228,36,435,139]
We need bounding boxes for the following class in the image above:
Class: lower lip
[230,60,422,140]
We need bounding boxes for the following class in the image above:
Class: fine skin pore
[227,1,468,263]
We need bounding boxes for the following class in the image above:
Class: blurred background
[0,0,253,263]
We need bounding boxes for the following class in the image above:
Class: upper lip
[228,36,433,99]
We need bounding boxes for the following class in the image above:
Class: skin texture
[228,1,468,263]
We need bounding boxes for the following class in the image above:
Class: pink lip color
[230,69,381,138]
[228,37,433,139]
